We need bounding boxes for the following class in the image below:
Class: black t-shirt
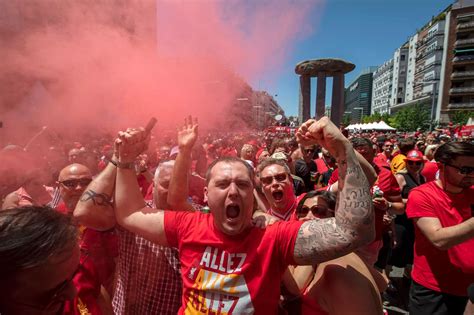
[295,159,317,192]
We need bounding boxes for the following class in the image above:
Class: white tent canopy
[345,121,396,131]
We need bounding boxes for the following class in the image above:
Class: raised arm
[114,126,168,246]
[167,116,197,211]
[74,161,117,231]
[294,117,375,265]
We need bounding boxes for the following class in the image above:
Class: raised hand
[296,117,350,160]
[115,127,151,163]
[178,115,199,153]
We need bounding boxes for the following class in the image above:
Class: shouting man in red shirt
[114,117,375,314]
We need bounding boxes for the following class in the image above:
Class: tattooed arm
[294,118,375,265]
[74,162,117,231]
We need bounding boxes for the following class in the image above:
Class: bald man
[57,164,116,313]
[57,163,93,214]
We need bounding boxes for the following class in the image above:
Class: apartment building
[371,59,393,114]
[439,0,474,122]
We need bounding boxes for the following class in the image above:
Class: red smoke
[0,0,323,147]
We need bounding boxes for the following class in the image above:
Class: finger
[145,117,157,133]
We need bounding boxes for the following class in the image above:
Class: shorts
[409,280,467,315]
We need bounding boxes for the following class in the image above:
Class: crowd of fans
[0,116,473,315]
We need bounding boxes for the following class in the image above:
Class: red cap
[405,150,424,162]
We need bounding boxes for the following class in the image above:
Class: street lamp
[417,80,438,131]
[353,107,364,123]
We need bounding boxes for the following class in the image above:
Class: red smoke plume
[0,0,322,147]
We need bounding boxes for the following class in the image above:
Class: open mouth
[272,191,284,201]
[226,204,241,219]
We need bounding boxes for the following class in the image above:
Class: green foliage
[361,112,391,123]
[449,110,473,126]
[342,113,351,126]
[391,103,431,131]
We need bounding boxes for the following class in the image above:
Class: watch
[116,160,135,169]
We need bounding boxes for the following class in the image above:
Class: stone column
[331,73,344,127]
[316,74,326,119]
[299,75,311,122]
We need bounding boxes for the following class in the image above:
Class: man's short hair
[399,138,416,155]
[256,158,291,176]
[350,137,373,149]
[154,160,175,183]
[0,206,77,281]
[434,142,474,165]
[205,157,255,185]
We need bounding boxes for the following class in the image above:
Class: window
[400,55,406,61]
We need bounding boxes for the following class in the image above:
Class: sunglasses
[407,161,422,166]
[445,164,474,175]
[298,205,334,218]
[59,178,92,189]
[305,148,315,154]
[260,173,288,186]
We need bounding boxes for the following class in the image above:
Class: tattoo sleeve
[293,148,374,265]
[80,189,113,208]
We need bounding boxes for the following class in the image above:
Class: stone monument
[295,58,355,126]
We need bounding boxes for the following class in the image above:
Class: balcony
[453,55,474,64]
[449,86,474,95]
[455,38,474,47]
[457,21,474,32]
[451,70,474,80]
[448,102,474,109]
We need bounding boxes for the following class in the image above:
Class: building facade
[371,59,394,114]
[344,67,377,122]
[439,0,474,122]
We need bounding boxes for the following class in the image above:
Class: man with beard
[114,117,376,314]
[407,141,474,315]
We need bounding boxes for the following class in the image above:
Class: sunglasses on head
[298,205,334,218]
[260,173,288,186]
[59,178,92,189]
[445,163,474,175]
[407,161,422,166]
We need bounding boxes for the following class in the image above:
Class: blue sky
[255,0,454,117]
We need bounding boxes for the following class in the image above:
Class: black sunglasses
[298,205,334,218]
[445,164,474,175]
[59,178,92,189]
[407,161,422,166]
[260,173,288,186]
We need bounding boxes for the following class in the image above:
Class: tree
[361,112,391,123]
[391,103,431,131]
[450,110,473,126]
[342,113,351,126]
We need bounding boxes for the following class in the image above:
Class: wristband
[108,158,118,167]
[116,161,135,169]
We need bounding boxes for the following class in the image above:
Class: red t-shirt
[326,162,400,240]
[164,211,303,314]
[421,161,438,182]
[374,153,391,167]
[406,182,474,296]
